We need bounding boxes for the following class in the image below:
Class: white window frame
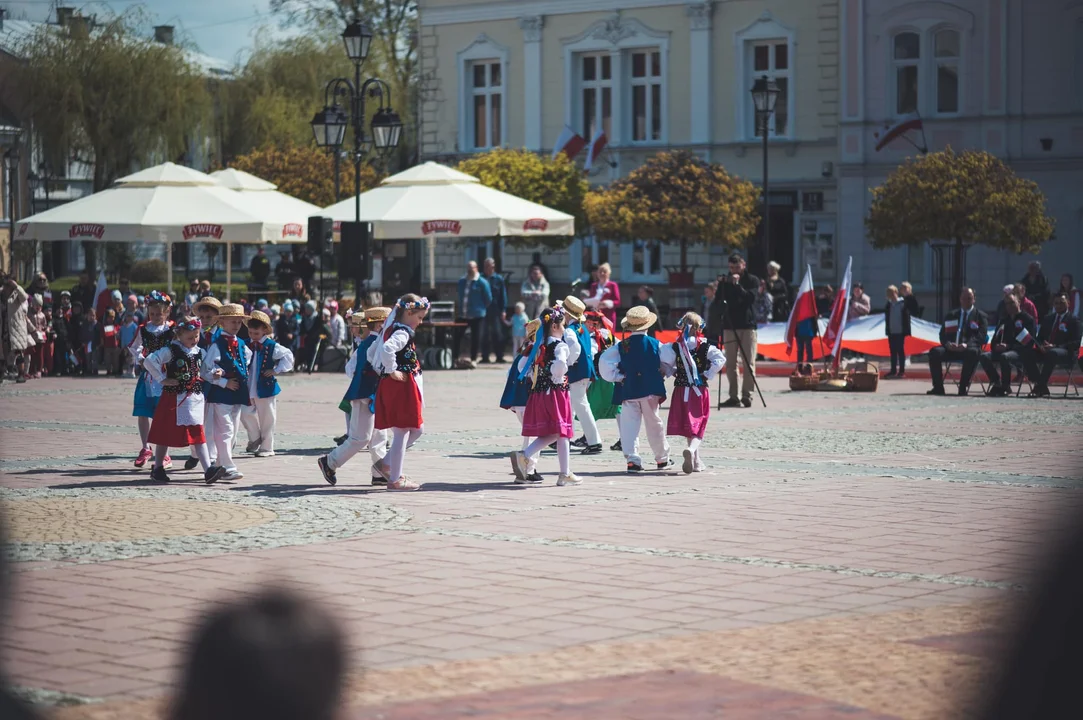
[621,239,665,283]
[628,48,663,144]
[885,23,965,119]
[456,34,509,153]
[577,52,613,141]
[561,14,670,147]
[932,27,961,116]
[891,30,921,116]
[466,59,504,150]
[734,12,796,141]
[746,40,791,138]
[906,244,934,292]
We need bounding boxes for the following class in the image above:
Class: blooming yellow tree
[866,148,1055,300]
[230,145,383,208]
[583,151,760,275]
[456,149,587,248]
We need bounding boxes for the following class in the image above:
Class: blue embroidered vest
[254,337,282,399]
[344,335,380,402]
[206,335,249,406]
[499,346,532,409]
[617,334,666,402]
[566,321,596,384]
[198,325,222,350]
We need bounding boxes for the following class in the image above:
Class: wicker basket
[789,374,819,391]
[849,371,880,392]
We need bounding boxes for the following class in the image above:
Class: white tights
[523,435,570,476]
[387,427,423,482]
[138,417,151,451]
[156,443,210,471]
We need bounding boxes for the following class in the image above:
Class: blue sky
[2,0,295,66]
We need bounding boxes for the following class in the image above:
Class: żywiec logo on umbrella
[282,223,303,238]
[69,224,106,239]
[182,224,224,240]
[523,218,549,231]
[421,220,462,235]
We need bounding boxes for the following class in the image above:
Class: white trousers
[210,403,243,470]
[570,379,601,445]
[194,400,217,461]
[619,397,670,467]
[328,399,387,472]
[238,397,279,452]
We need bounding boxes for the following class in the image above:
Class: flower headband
[398,297,431,311]
[176,318,202,332]
[146,290,173,306]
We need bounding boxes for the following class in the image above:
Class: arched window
[893,32,920,115]
[935,29,960,114]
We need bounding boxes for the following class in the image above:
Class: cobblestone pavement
[1,370,1081,719]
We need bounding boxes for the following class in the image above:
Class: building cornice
[421,0,698,26]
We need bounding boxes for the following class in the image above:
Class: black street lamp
[750,75,780,275]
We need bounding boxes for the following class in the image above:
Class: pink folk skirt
[522,388,574,439]
[667,386,711,439]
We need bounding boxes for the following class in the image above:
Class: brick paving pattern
[1,369,1080,719]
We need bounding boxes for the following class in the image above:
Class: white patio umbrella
[14,162,307,298]
[322,162,575,288]
[211,168,322,221]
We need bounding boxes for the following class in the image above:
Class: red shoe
[162,455,173,470]
[134,448,153,467]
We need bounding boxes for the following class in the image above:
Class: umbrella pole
[225,241,232,302]
[427,234,436,291]
[166,240,173,298]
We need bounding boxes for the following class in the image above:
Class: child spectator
[120,310,140,377]
[510,301,529,354]
[100,308,122,376]
[80,307,99,376]
[28,294,47,379]
[42,307,55,376]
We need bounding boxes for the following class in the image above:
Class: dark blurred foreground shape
[0,511,39,719]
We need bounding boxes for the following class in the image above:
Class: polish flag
[93,269,111,318]
[874,114,924,152]
[583,130,608,171]
[551,125,587,161]
[823,256,854,368]
[784,264,817,352]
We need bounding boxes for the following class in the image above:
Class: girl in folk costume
[369,295,429,492]
[583,310,626,452]
[238,310,294,458]
[660,312,724,475]
[183,296,224,471]
[561,296,603,455]
[500,318,542,483]
[598,306,672,474]
[128,291,176,470]
[514,307,583,486]
[319,307,392,487]
[142,319,227,485]
[199,304,252,482]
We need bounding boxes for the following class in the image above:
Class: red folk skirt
[148,392,206,447]
[666,385,711,439]
[522,388,574,439]
[375,374,423,430]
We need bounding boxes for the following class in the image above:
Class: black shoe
[1029,386,1051,398]
[150,466,170,483]
[334,434,348,446]
[527,472,544,483]
[611,439,622,451]
[184,457,200,471]
[927,387,945,396]
[720,398,741,408]
[204,466,227,485]
[371,476,388,486]
[581,443,603,455]
[478,358,492,365]
[494,357,507,364]
[548,441,557,450]
[741,397,752,408]
[318,456,337,486]
[958,386,969,396]
[886,370,897,378]
[656,459,674,470]
[570,435,588,448]
[627,462,643,473]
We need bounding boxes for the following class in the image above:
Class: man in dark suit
[928,287,988,396]
[1021,292,1081,397]
[980,293,1037,397]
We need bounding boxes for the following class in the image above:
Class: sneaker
[897,372,906,379]
[387,477,422,491]
[580,443,603,455]
[657,459,674,470]
[318,456,337,486]
[740,398,752,408]
[627,462,643,473]
[682,449,695,475]
[510,451,525,481]
[204,466,228,484]
[371,476,388,486]
[547,441,557,450]
[611,439,622,451]
[162,455,173,470]
[221,468,244,481]
[885,370,897,378]
[527,472,544,483]
[957,386,969,397]
[254,450,276,458]
[184,457,200,471]
[570,435,588,448]
[694,458,708,472]
[927,387,945,396]
[246,437,262,453]
[334,434,348,446]
[720,398,741,408]
[371,461,391,482]
[514,451,531,480]
[134,448,153,468]
[150,466,170,483]
[557,473,583,486]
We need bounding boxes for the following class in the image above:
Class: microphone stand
[717,286,767,409]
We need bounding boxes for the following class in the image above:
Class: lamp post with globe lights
[750,75,780,274]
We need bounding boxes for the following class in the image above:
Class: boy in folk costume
[129,291,176,470]
[183,296,224,471]
[238,310,294,458]
[583,310,626,452]
[319,307,392,487]
[598,306,673,473]
[142,319,228,484]
[199,304,252,482]
[333,312,365,446]
[368,296,429,491]
[500,318,543,483]
[660,312,724,475]
[561,296,604,455]
[514,307,582,486]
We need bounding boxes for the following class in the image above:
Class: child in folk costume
[660,312,724,475]
[129,291,175,470]
[561,297,603,455]
[333,313,364,446]
[142,319,227,484]
[583,310,627,453]
[500,318,543,483]
[183,296,224,471]
[598,306,672,474]
[199,304,252,482]
[238,310,294,458]
[514,307,583,486]
[369,295,429,492]
[318,307,392,487]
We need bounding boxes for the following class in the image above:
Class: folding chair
[1047,358,1080,398]
[1012,358,1034,397]
[943,362,986,394]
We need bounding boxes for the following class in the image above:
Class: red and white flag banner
[823,256,853,368]
[551,125,587,161]
[93,269,111,319]
[874,114,923,152]
[583,130,608,171]
[784,264,817,352]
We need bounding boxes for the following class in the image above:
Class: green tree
[230,144,382,208]
[866,148,1055,302]
[584,150,760,276]
[455,149,587,248]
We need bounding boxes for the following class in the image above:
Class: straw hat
[192,296,221,314]
[248,310,272,329]
[364,306,392,324]
[218,303,249,319]
[621,305,657,332]
[525,318,542,337]
[562,296,586,321]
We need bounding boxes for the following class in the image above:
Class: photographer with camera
[709,253,760,408]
